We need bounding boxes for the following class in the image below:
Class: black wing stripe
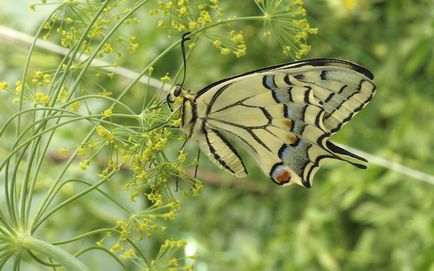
[203,126,247,175]
[205,83,232,115]
[207,118,273,153]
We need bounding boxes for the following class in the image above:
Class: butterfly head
[168,85,183,101]
[167,85,195,104]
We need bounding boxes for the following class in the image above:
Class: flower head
[255,0,318,59]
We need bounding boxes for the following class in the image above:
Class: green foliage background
[0,0,433,270]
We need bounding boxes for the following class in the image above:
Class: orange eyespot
[271,163,291,185]
[275,170,291,184]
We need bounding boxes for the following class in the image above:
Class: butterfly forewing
[180,58,375,187]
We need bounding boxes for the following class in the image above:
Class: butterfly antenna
[180,32,191,87]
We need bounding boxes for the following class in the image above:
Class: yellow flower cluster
[57,147,70,158]
[70,101,80,112]
[160,73,172,84]
[102,108,113,118]
[0,81,8,90]
[255,0,318,59]
[151,0,222,36]
[110,199,179,246]
[15,81,23,94]
[30,71,51,87]
[212,30,247,58]
[96,125,115,144]
[161,238,187,249]
[39,0,139,59]
[34,92,50,105]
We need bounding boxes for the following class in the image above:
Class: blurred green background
[1,0,433,270]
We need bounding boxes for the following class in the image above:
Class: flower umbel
[255,0,318,59]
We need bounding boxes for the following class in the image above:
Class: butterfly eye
[173,86,182,97]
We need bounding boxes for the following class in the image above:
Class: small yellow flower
[165,1,174,9]
[283,45,291,56]
[213,39,222,48]
[96,239,104,247]
[102,108,113,118]
[97,89,112,96]
[103,42,113,54]
[230,31,244,44]
[79,160,89,170]
[28,3,36,11]
[35,92,49,105]
[171,118,181,127]
[0,81,8,90]
[15,81,22,93]
[65,17,73,24]
[235,44,247,58]
[96,125,109,137]
[78,146,86,156]
[179,6,187,14]
[120,249,135,259]
[58,86,68,101]
[178,151,186,163]
[296,6,307,16]
[70,101,80,112]
[177,240,187,248]
[160,73,171,83]
[177,24,186,32]
[110,242,125,253]
[220,47,230,55]
[188,21,197,30]
[58,147,70,158]
[43,74,51,84]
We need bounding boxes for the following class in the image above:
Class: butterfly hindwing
[181,58,375,187]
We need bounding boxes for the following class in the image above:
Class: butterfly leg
[175,135,191,192]
[194,148,201,179]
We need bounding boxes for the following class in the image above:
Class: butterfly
[166,58,376,188]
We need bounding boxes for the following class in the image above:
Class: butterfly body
[168,58,376,188]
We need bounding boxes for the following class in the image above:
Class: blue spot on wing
[278,144,291,160]
[284,105,294,117]
[262,75,277,90]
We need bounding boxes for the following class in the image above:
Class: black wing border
[194,58,374,99]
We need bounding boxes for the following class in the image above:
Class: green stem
[29,129,95,229]
[18,0,111,231]
[29,0,150,232]
[20,235,90,271]
[32,170,116,232]
[52,228,116,245]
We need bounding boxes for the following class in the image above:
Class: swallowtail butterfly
[167,58,375,187]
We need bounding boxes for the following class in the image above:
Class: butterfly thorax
[169,87,202,140]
